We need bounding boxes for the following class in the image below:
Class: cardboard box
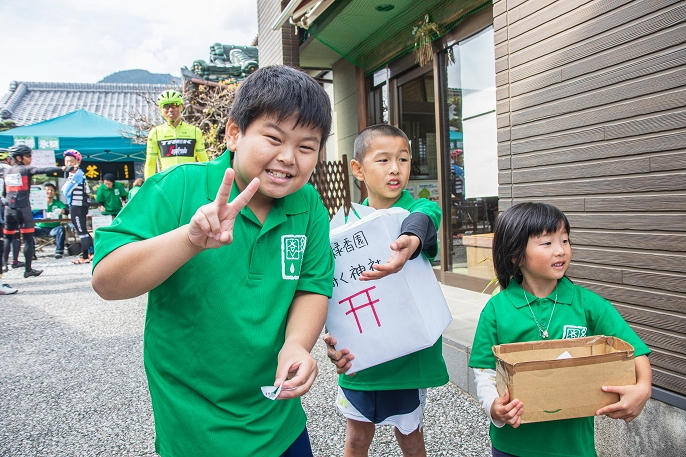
[327,207,452,373]
[493,336,636,423]
[463,233,494,280]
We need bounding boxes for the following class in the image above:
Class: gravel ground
[0,251,490,456]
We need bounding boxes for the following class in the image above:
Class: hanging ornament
[412,14,441,67]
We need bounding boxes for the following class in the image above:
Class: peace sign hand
[187,168,260,249]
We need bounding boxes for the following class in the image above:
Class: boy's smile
[519,228,572,293]
[351,136,411,209]
[226,115,321,214]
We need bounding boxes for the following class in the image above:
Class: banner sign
[50,160,135,180]
[37,137,59,150]
[13,136,35,148]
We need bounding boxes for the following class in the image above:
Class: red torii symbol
[339,286,381,334]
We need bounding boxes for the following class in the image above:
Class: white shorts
[336,386,427,435]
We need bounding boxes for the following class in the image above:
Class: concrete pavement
[0,250,491,456]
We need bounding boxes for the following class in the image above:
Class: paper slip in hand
[556,350,573,360]
[260,382,296,400]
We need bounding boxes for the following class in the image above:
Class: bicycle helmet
[63,149,83,162]
[157,90,184,107]
[8,144,32,158]
[0,149,8,161]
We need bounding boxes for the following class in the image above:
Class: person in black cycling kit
[3,145,72,278]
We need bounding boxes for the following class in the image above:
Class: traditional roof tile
[0,81,176,126]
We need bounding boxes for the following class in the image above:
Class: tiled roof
[0,81,177,127]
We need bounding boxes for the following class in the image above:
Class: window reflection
[442,27,499,279]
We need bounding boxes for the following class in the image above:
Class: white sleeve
[473,368,506,428]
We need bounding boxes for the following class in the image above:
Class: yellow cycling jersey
[144,121,209,179]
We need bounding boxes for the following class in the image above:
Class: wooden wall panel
[511,22,686,97]
[614,304,686,334]
[511,49,686,113]
[511,131,686,166]
[566,263,623,284]
[583,194,686,212]
[565,213,686,232]
[572,247,686,275]
[497,0,686,397]
[571,230,686,253]
[512,174,686,198]
[509,3,686,82]
[650,348,686,376]
[605,109,686,140]
[511,157,650,183]
[507,0,591,44]
[510,88,686,140]
[633,326,686,354]
[573,280,686,315]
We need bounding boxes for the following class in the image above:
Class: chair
[452,201,479,234]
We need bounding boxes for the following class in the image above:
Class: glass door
[440,26,499,281]
[398,69,439,264]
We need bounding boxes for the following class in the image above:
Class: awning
[271,0,338,30]
[300,0,490,74]
[0,109,145,162]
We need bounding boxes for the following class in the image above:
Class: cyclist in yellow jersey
[144,90,209,180]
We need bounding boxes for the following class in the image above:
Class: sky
[0,0,259,93]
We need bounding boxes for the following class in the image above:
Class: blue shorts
[280,428,313,457]
[336,386,427,435]
[492,445,518,457]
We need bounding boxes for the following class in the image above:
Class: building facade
[259,0,686,452]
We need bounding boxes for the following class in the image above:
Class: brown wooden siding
[495,0,686,397]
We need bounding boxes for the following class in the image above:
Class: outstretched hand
[323,334,355,375]
[273,342,319,399]
[359,234,420,280]
[187,168,260,249]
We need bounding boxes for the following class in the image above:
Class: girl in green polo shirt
[469,203,652,457]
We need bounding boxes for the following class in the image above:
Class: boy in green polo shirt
[91,66,333,457]
[324,125,448,457]
[468,202,652,457]
[34,182,67,258]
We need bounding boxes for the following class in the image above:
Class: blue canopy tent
[0,109,145,162]
[449,129,463,151]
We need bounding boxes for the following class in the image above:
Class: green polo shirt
[95,181,128,215]
[35,199,67,229]
[469,277,650,457]
[339,190,448,391]
[93,152,334,457]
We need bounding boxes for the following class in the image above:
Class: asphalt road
[0,251,490,456]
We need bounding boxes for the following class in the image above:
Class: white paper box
[91,215,113,231]
[326,207,452,372]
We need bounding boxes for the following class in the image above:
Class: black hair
[353,124,410,162]
[492,202,571,290]
[43,182,57,190]
[229,65,332,151]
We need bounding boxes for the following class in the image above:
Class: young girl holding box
[469,202,652,457]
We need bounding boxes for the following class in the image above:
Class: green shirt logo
[563,325,588,339]
[281,235,306,280]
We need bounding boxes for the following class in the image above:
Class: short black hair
[353,124,410,162]
[43,182,57,190]
[492,202,571,290]
[229,65,332,151]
